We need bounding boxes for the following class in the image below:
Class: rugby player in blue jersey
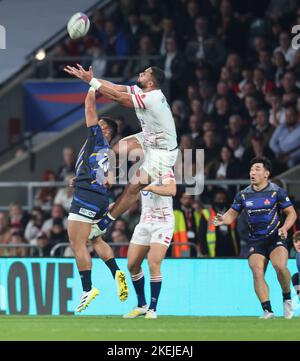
[214,156,297,319]
[67,88,128,313]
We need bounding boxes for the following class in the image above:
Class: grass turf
[0,316,300,341]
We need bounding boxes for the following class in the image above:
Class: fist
[213,213,224,227]
[278,227,287,240]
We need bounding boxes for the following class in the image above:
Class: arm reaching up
[64,64,134,108]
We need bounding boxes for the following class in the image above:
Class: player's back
[75,124,110,195]
[129,85,177,150]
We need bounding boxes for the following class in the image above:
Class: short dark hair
[150,66,165,88]
[101,116,117,140]
[250,156,272,173]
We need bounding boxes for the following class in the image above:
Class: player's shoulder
[239,185,253,195]
[268,182,285,193]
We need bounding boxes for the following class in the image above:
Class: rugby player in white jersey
[123,170,176,319]
[64,65,178,237]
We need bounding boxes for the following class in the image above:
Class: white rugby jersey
[127,85,177,150]
[140,171,175,224]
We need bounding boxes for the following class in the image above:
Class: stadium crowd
[2,0,300,258]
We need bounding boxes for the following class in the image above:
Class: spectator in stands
[269,91,286,126]
[9,232,28,257]
[273,50,288,87]
[89,43,107,78]
[188,114,202,140]
[8,203,29,235]
[124,35,154,78]
[186,16,225,71]
[41,204,67,238]
[34,170,57,210]
[53,173,74,212]
[158,17,179,55]
[161,36,187,100]
[57,146,76,181]
[48,218,68,248]
[227,135,245,161]
[173,192,201,257]
[201,130,220,177]
[35,232,53,257]
[208,145,240,181]
[269,104,300,168]
[242,133,276,176]
[125,11,149,54]
[248,108,275,148]
[100,19,129,57]
[274,31,296,65]
[24,207,45,244]
[227,114,249,146]
[199,189,239,257]
[111,229,129,257]
[0,212,12,256]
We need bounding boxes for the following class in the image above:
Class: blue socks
[131,272,163,311]
[105,258,120,278]
[131,271,146,307]
[149,276,162,311]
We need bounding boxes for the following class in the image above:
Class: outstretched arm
[213,208,239,226]
[85,88,98,127]
[96,79,128,92]
[64,64,134,108]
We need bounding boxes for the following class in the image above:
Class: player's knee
[249,264,265,279]
[148,257,161,273]
[127,261,139,275]
[273,263,287,273]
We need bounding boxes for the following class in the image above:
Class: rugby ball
[67,12,90,39]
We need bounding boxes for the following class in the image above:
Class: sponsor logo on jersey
[264,199,270,205]
[249,247,255,253]
[286,197,290,202]
[141,94,146,99]
[79,208,96,218]
[246,201,253,206]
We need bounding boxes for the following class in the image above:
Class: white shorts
[130,222,174,248]
[68,213,100,224]
[134,132,178,180]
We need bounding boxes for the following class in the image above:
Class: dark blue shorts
[69,187,109,221]
[247,237,288,260]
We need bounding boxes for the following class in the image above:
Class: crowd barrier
[0,258,298,316]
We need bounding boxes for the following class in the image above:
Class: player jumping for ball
[214,156,297,319]
[67,88,128,313]
[64,65,178,238]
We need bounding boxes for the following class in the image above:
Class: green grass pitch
[0,316,300,340]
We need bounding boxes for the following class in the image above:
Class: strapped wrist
[89,78,102,90]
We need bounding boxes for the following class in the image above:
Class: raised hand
[64,64,93,83]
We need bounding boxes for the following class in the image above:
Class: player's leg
[68,220,99,312]
[123,243,150,318]
[248,253,274,318]
[92,236,128,301]
[97,168,151,233]
[269,245,293,319]
[112,133,143,159]
[145,243,168,319]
